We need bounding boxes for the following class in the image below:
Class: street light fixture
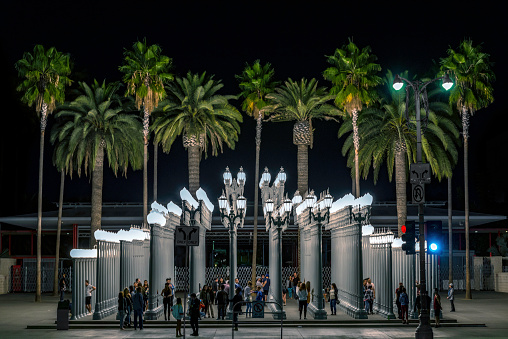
[392,72,453,339]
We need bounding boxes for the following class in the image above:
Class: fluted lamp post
[369,230,395,319]
[218,166,246,319]
[304,191,333,319]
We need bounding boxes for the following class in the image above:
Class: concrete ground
[0,290,507,338]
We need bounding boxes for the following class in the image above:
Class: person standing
[366,278,375,314]
[172,297,183,337]
[447,283,455,312]
[262,274,270,302]
[123,288,132,328]
[292,272,299,299]
[118,291,126,330]
[288,276,293,299]
[298,282,308,320]
[282,284,287,306]
[212,278,219,305]
[364,285,373,315]
[305,281,311,305]
[85,280,96,314]
[208,286,215,318]
[232,287,243,331]
[329,283,338,315]
[433,288,442,328]
[399,287,409,324]
[244,281,252,317]
[216,284,228,320]
[189,293,200,336]
[202,285,211,318]
[162,282,172,321]
[142,280,149,311]
[133,286,144,330]
[395,282,403,319]
[59,274,66,301]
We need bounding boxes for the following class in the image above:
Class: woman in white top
[297,282,308,319]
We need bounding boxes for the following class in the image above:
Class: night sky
[1,2,507,219]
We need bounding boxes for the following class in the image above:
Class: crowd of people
[86,272,457,333]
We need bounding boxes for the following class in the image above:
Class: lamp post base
[415,311,434,339]
[267,302,286,320]
[308,302,327,319]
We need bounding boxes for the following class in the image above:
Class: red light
[401,225,407,234]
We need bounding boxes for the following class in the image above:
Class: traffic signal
[426,220,443,255]
[401,220,416,254]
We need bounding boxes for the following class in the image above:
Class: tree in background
[15,45,71,302]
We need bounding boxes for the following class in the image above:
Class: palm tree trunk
[395,149,407,237]
[251,113,262,285]
[351,172,356,197]
[36,103,48,302]
[188,145,201,198]
[463,109,471,299]
[297,144,309,196]
[90,142,104,248]
[53,170,65,296]
[352,109,360,198]
[143,106,149,228]
[448,175,453,284]
[153,142,158,202]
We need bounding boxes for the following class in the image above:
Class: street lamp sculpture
[393,73,453,338]
[295,190,333,319]
[218,166,247,318]
[260,167,290,319]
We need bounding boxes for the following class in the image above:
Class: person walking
[162,282,172,321]
[244,281,252,317]
[59,274,66,301]
[298,282,308,320]
[282,284,287,306]
[399,287,409,324]
[189,292,200,336]
[216,284,228,320]
[232,287,243,331]
[118,291,126,330]
[123,288,132,328]
[329,283,339,315]
[172,297,184,337]
[288,276,293,299]
[293,273,299,299]
[133,286,144,330]
[395,282,403,319]
[433,288,442,328]
[85,280,96,314]
[447,283,455,312]
[364,285,374,315]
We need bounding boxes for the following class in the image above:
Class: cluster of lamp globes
[392,74,453,91]
[369,230,395,245]
[218,167,247,213]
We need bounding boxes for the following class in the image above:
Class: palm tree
[340,70,459,236]
[15,45,71,302]
[236,60,279,287]
[323,39,382,197]
[119,39,173,227]
[265,78,342,196]
[51,80,143,248]
[152,72,242,197]
[440,39,495,299]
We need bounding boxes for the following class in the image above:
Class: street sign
[175,226,199,246]
[410,163,431,184]
[412,184,425,204]
[252,301,264,318]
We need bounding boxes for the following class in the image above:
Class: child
[256,286,264,301]
[172,297,183,337]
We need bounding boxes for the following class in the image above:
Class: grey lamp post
[393,73,453,339]
[218,166,246,319]
[304,191,333,319]
[264,196,292,320]
[369,230,395,319]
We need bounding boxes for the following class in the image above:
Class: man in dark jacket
[132,287,144,330]
[232,287,243,331]
[212,278,218,305]
[216,284,228,320]
[189,293,200,336]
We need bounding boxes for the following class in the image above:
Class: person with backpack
[216,284,228,320]
[329,283,339,315]
[172,297,184,337]
[399,287,409,324]
[133,286,144,330]
[434,288,443,328]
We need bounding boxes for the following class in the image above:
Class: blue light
[430,243,438,251]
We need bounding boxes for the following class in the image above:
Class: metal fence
[439,251,475,290]
[9,265,72,293]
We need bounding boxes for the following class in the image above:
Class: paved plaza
[0,290,507,338]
